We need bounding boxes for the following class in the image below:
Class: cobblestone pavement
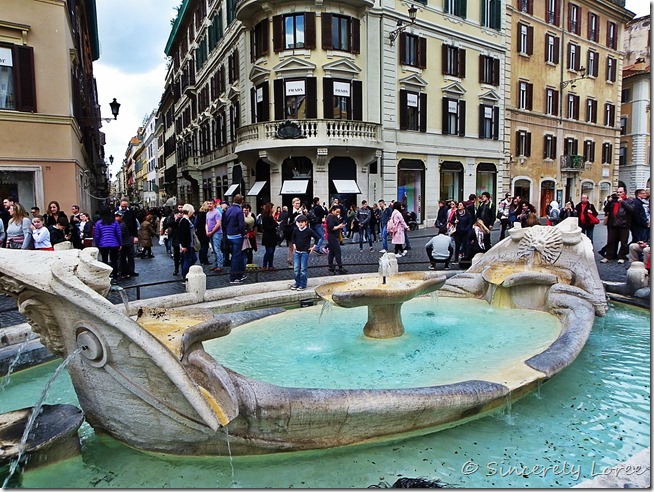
[0,221,638,328]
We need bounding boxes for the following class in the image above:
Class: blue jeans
[181,249,197,279]
[312,223,325,250]
[228,236,245,280]
[263,245,276,268]
[359,224,372,248]
[211,233,224,268]
[293,251,310,288]
[381,225,388,250]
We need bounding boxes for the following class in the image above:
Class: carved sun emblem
[517,226,563,265]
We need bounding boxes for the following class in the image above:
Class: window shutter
[573,95,580,120]
[418,37,427,69]
[458,49,466,77]
[460,0,467,18]
[544,35,549,62]
[553,36,560,63]
[595,19,600,44]
[442,97,449,134]
[228,55,233,84]
[493,106,499,140]
[399,90,408,130]
[527,0,533,14]
[304,13,316,49]
[261,81,269,121]
[479,55,485,83]
[323,78,334,118]
[419,93,427,132]
[554,0,560,26]
[526,132,532,156]
[233,49,239,81]
[250,29,256,62]
[527,26,533,55]
[576,6,582,34]
[478,104,485,138]
[573,138,578,155]
[272,15,283,52]
[274,79,284,120]
[526,83,533,110]
[566,43,571,69]
[399,33,407,65]
[322,14,332,50]
[251,87,256,122]
[306,77,317,118]
[262,20,270,55]
[492,0,501,29]
[15,45,36,112]
[590,141,595,162]
[553,136,557,157]
[441,43,448,74]
[352,18,360,54]
[457,99,465,136]
[592,99,597,122]
[352,80,362,121]
[493,58,500,85]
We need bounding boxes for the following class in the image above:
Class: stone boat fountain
[0,218,606,456]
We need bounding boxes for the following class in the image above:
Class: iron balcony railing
[560,154,587,172]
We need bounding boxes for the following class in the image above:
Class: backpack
[549,208,560,222]
[306,209,318,225]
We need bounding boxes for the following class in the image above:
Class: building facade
[0,0,108,214]
[619,15,650,192]
[163,0,506,224]
[505,0,634,216]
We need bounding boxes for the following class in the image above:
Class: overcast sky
[93,0,651,179]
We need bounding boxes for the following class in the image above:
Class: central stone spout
[315,267,447,339]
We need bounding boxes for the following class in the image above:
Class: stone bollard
[185,265,206,302]
[625,261,649,296]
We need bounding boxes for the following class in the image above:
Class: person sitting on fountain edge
[425,226,454,270]
[289,215,320,291]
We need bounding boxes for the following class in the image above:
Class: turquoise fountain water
[0,301,649,488]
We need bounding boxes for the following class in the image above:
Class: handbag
[587,213,600,225]
[193,232,201,252]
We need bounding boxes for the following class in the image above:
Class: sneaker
[428,265,435,270]
[379,249,387,253]
[359,248,363,252]
[241,275,248,280]
[289,285,298,290]
[230,278,244,284]
[296,287,306,291]
[600,258,609,263]
[444,266,451,270]
[337,268,348,274]
[617,259,625,264]
[370,247,374,252]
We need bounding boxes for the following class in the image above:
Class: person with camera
[601,187,636,264]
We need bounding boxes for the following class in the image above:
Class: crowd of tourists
[1,185,648,286]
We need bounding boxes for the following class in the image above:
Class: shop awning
[280,179,309,195]
[246,181,267,196]
[224,184,240,196]
[332,179,361,194]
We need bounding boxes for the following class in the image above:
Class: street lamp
[560,66,587,90]
[77,98,121,124]
[109,155,114,165]
[389,4,418,46]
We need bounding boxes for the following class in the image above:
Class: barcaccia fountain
[0,218,607,456]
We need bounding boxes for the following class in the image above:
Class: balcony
[560,154,588,172]
[235,119,382,154]
[177,156,200,174]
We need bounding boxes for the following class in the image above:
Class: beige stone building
[505,0,635,216]
[162,0,505,224]
[619,15,650,192]
[0,0,109,215]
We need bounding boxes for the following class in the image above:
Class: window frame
[518,23,534,55]
[516,130,532,157]
[545,33,560,64]
[442,44,466,77]
[479,55,500,85]
[545,87,559,116]
[0,42,36,112]
[518,80,533,110]
[399,33,427,69]
[583,140,595,162]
